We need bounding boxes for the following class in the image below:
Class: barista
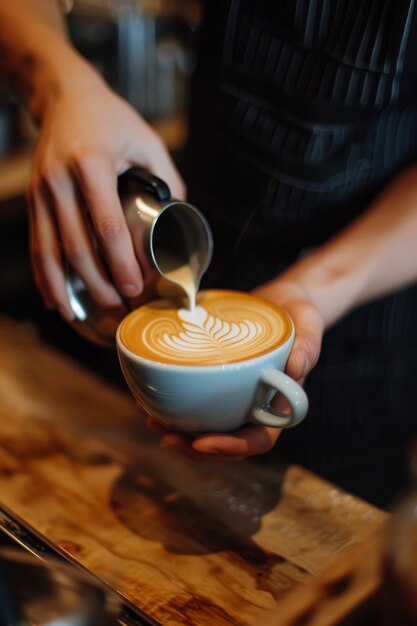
[2,0,417,506]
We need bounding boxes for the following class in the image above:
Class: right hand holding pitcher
[144,281,324,461]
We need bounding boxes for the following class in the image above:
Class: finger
[147,418,244,461]
[191,424,281,457]
[285,299,323,381]
[253,282,323,381]
[128,131,186,200]
[27,184,74,320]
[45,168,124,308]
[148,425,208,460]
[27,195,54,309]
[146,416,170,435]
[148,418,281,458]
[70,153,143,298]
[162,434,244,462]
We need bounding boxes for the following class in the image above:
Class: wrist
[280,246,372,329]
[27,42,105,123]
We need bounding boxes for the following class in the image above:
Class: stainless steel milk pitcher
[66,168,213,348]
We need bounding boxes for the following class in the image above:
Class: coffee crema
[119,290,293,366]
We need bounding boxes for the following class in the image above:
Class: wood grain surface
[264,532,386,626]
[0,316,389,625]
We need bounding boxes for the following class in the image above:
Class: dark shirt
[186,0,417,246]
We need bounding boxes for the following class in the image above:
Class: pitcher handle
[118,167,171,202]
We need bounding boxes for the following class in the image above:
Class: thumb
[285,299,324,381]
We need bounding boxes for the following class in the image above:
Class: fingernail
[120,283,141,297]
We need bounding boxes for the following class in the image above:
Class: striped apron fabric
[183,0,417,507]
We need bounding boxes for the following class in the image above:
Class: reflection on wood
[263,533,385,626]
[0,317,389,625]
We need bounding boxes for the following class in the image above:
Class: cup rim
[116,322,294,373]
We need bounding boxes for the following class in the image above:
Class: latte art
[119,290,292,366]
[147,305,264,361]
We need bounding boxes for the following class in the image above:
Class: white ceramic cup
[116,307,308,434]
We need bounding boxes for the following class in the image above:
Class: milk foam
[152,306,262,356]
[119,290,292,366]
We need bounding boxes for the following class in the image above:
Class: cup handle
[250,369,308,429]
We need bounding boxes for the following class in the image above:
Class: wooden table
[0,316,389,625]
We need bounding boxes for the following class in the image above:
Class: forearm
[0,0,102,122]
[280,164,417,328]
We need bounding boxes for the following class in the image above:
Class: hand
[147,280,324,461]
[27,71,185,320]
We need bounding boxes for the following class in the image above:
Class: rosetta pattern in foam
[141,305,278,364]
